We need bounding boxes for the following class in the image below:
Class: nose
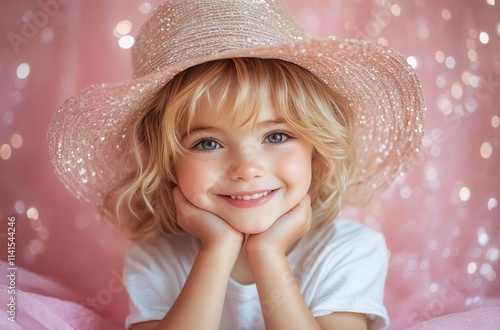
[226,145,265,181]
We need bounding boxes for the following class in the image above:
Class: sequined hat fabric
[47,0,425,211]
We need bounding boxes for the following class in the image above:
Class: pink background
[1,0,499,328]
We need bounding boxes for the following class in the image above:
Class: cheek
[176,158,205,198]
[275,146,313,190]
[175,157,222,206]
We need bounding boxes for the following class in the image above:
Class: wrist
[198,229,244,253]
[245,236,287,257]
[201,239,243,259]
[246,247,286,267]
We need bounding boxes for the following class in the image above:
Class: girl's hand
[173,187,244,251]
[246,194,312,256]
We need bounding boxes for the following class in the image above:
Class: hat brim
[48,38,424,210]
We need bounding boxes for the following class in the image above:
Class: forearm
[249,252,321,330]
[156,246,238,330]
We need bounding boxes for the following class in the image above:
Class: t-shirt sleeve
[308,226,389,330]
[123,235,195,329]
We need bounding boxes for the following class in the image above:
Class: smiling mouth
[229,190,274,201]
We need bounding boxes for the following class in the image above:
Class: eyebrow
[181,126,221,140]
[183,119,289,139]
[187,125,220,134]
[257,119,287,127]
[242,118,290,131]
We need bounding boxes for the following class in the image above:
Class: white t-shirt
[124,219,389,329]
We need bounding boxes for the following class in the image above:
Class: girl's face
[175,97,313,234]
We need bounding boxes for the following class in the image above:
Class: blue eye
[264,132,291,144]
[194,139,221,151]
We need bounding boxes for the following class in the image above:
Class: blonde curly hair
[105,58,357,240]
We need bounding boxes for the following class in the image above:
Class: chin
[225,216,276,235]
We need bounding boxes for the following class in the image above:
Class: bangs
[169,59,274,142]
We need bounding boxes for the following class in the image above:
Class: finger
[281,194,312,222]
[280,194,312,234]
[297,193,312,212]
[173,187,222,230]
[172,186,193,227]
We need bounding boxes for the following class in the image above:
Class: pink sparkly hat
[48,0,425,211]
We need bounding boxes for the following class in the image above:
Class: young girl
[48,0,425,329]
